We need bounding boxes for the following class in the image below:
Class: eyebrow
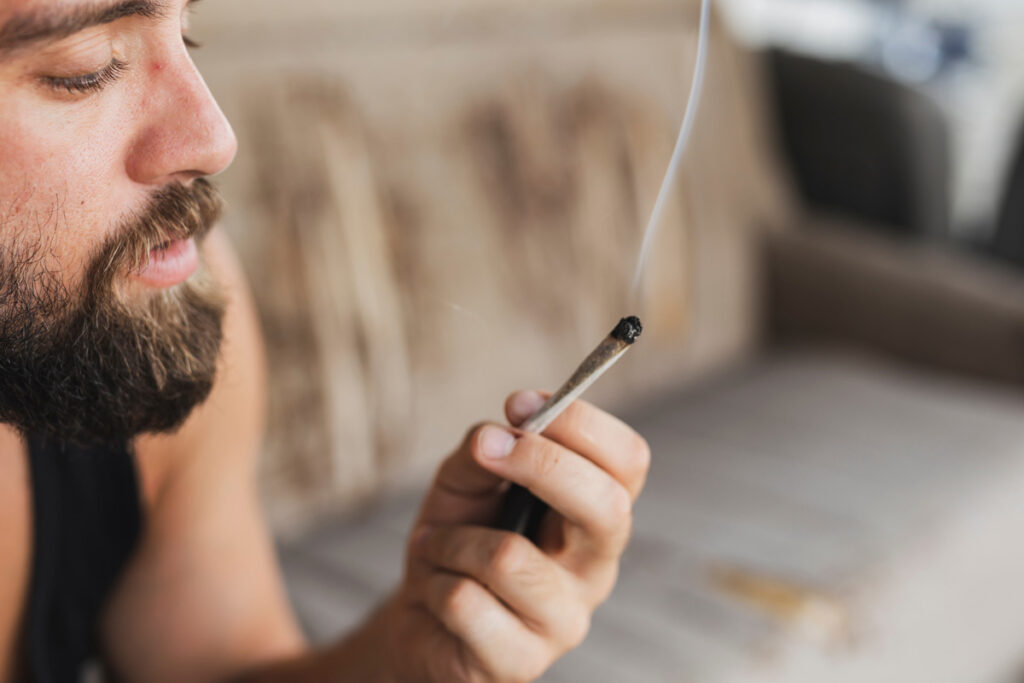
[0,0,172,55]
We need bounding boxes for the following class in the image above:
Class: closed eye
[42,57,128,94]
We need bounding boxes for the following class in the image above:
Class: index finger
[505,391,650,500]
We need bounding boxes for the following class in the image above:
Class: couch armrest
[764,214,1024,386]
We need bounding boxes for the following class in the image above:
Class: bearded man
[0,1,651,681]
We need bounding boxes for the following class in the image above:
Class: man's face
[0,0,238,445]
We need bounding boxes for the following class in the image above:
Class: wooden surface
[279,351,1024,682]
[188,1,792,528]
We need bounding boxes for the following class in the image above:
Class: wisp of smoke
[629,0,712,307]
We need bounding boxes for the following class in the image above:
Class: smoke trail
[629,0,712,306]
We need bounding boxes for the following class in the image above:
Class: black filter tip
[610,316,643,344]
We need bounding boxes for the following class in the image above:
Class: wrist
[327,591,401,683]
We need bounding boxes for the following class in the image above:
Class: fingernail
[480,426,517,459]
[509,391,546,426]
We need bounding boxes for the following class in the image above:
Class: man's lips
[132,237,199,288]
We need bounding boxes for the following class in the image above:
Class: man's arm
[100,228,309,682]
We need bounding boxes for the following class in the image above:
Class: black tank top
[23,434,143,683]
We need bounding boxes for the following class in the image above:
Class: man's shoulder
[134,228,268,505]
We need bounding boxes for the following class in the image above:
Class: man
[0,0,651,680]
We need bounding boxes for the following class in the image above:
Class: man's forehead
[0,0,190,56]
[1,0,134,20]
[1,0,176,12]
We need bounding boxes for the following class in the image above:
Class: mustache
[91,178,224,286]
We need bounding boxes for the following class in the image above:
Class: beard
[0,179,226,447]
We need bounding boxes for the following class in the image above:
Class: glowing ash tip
[611,316,643,344]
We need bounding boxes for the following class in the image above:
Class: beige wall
[191,0,792,531]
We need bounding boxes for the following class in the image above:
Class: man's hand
[387,390,651,682]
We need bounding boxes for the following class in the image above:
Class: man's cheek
[0,134,62,238]
[0,96,136,271]
[0,167,95,282]
[0,118,38,224]
[0,100,113,204]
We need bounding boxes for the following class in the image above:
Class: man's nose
[125,54,238,185]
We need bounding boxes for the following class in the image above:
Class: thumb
[416,423,517,526]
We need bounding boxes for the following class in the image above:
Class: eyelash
[43,57,129,95]
[41,35,201,96]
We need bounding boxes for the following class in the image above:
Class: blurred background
[191,0,1024,680]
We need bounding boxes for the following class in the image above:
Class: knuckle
[566,608,593,649]
[508,661,543,683]
[591,562,621,605]
[600,482,633,532]
[437,529,464,567]
[490,534,528,576]
[626,436,651,489]
[440,577,478,618]
[591,487,633,551]
[632,434,652,477]
[503,642,550,683]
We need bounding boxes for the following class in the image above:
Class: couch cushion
[280,351,1024,682]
